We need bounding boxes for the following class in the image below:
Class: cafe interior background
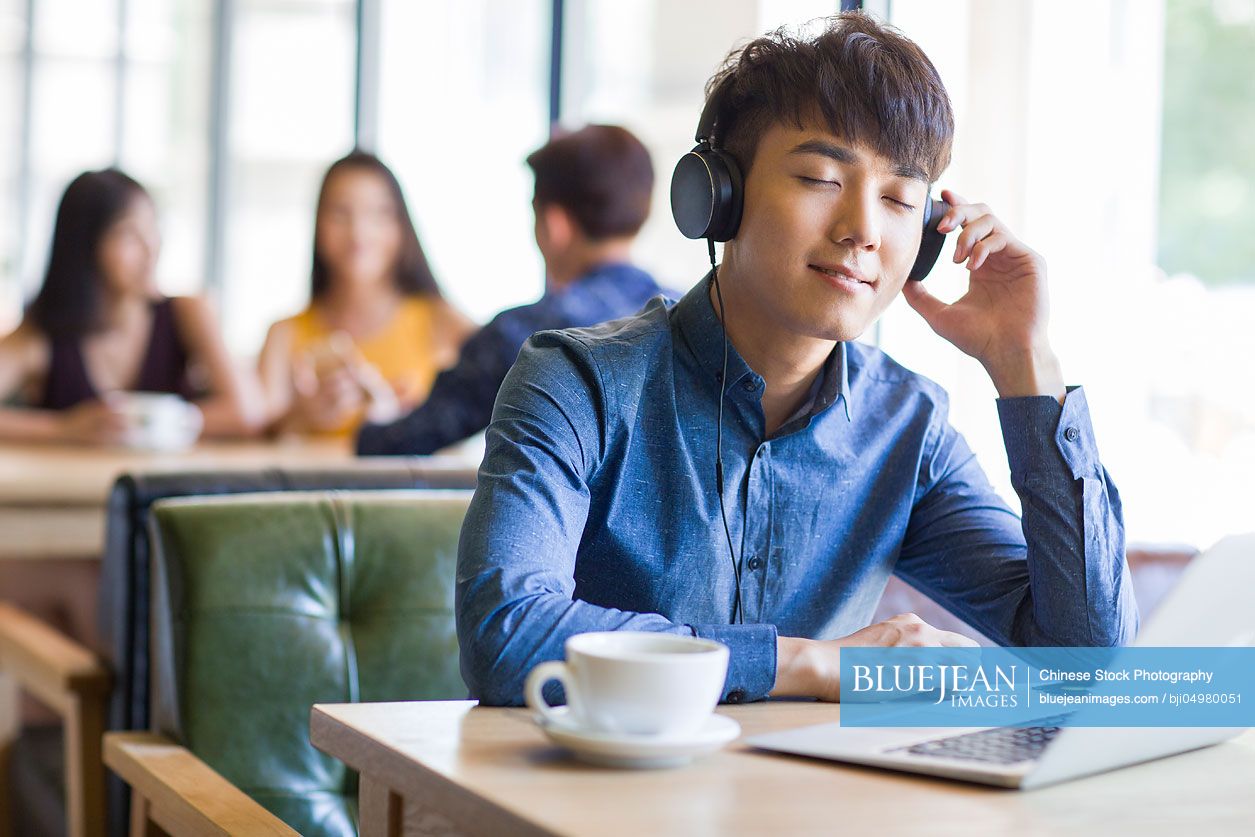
[0,2,1251,648]
[0,0,1252,832]
[3,0,1251,551]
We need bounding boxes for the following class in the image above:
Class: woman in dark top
[0,169,262,443]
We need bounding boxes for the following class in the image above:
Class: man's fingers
[937,192,992,235]
[967,232,1009,272]
[877,614,978,648]
[937,188,969,230]
[952,214,998,262]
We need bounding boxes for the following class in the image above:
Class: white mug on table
[107,392,204,451]
[524,631,729,738]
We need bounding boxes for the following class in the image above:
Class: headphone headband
[670,82,743,241]
[694,90,720,146]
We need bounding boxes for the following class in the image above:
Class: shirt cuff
[691,622,778,703]
[997,385,1101,484]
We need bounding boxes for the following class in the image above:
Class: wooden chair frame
[0,601,111,837]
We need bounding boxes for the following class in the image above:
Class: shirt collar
[675,271,852,423]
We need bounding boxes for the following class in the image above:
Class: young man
[457,14,1138,705]
[356,124,668,456]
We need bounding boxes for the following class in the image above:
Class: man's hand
[901,189,1065,402]
[771,613,980,702]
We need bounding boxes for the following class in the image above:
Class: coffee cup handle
[524,661,580,726]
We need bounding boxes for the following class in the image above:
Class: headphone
[669,93,951,625]
[670,92,949,281]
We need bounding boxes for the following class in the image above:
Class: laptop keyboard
[888,719,1066,766]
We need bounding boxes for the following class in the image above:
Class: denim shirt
[456,276,1139,706]
[356,262,669,456]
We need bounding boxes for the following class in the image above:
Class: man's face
[723,119,931,343]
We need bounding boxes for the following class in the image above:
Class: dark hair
[526,125,654,240]
[26,169,150,339]
[706,12,954,182]
[311,150,441,300]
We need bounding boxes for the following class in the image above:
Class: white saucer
[535,711,741,769]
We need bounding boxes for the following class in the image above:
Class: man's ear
[538,203,576,251]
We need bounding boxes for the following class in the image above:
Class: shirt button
[747,556,764,570]
[1064,426,1080,442]
[727,689,746,704]
[742,380,757,392]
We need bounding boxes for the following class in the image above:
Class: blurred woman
[259,151,474,436]
[0,169,262,444]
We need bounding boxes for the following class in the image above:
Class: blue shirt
[456,276,1139,706]
[356,262,669,456]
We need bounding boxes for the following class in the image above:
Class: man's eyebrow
[788,139,929,183]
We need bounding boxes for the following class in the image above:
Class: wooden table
[310,700,1255,836]
[0,438,360,561]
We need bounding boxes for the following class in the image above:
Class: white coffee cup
[109,392,204,451]
[524,632,729,738]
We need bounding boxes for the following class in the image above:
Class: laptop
[746,533,1255,789]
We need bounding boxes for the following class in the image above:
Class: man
[355,124,668,456]
[457,13,1138,706]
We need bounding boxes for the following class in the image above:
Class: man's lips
[808,262,873,288]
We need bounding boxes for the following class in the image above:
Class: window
[24,0,121,309]
[0,0,24,330]
[560,0,844,292]
[1158,0,1255,287]
[120,0,212,297]
[1,0,211,326]
[219,0,356,353]
[375,0,550,324]
[884,0,1252,547]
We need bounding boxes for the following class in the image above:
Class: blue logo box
[839,647,1255,727]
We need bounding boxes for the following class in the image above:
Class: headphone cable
[709,237,744,625]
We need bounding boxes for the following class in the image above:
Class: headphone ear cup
[708,148,744,242]
[670,145,744,242]
[908,198,949,281]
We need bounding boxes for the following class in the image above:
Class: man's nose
[827,188,881,252]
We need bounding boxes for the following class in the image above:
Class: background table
[311,700,1255,836]
[0,438,356,561]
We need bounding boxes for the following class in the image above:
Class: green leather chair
[105,489,473,836]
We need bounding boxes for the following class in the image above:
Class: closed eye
[885,197,916,211]
[798,176,839,187]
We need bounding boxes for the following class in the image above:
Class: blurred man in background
[356,124,670,456]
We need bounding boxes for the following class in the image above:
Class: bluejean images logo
[839,647,1255,728]
[850,661,1020,708]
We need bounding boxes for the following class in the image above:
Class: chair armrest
[105,732,300,837]
[0,601,110,714]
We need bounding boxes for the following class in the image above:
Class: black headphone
[670,93,949,281]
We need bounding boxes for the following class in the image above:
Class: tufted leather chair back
[87,463,475,837]
[100,462,477,740]
[147,490,472,836]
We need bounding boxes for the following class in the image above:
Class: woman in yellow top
[259,151,475,437]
